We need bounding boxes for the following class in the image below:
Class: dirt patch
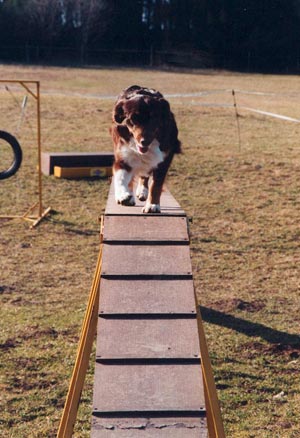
[9,376,57,391]
[268,343,300,359]
[0,326,77,352]
[0,285,15,294]
[239,341,300,359]
[211,298,266,313]
[0,338,20,351]
[21,325,60,340]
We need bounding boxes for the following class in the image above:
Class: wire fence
[1,44,299,72]
[0,45,212,68]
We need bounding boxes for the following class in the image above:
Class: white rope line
[231,88,300,98]
[229,89,276,96]
[3,85,299,123]
[168,89,300,123]
[4,85,298,100]
[165,89,228,98]
[189,102,300,124]
[239,106,300,123]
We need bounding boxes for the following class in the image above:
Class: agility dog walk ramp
[91,183,224,437]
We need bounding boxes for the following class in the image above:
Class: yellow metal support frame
[57,217,104,438]
[0,80,51,227]
[57,215,225,437]
[196,303,226,438]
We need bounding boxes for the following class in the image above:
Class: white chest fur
[120,138,165,176]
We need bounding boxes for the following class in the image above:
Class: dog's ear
[154,98,171,123]
[158,98,171,116]
[113,100,126,124]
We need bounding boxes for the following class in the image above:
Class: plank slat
[93,364,205,413]
[103,216,189,243]
[101,245,192,277]
[91,417,208,437]
[96,318,200,360]
[99,279,196,315]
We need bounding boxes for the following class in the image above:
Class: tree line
[0,0,299,72]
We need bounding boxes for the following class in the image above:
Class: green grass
[0,64,300,437]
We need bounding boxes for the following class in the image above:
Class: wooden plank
[103,216,189,243]
[105,181,185,217]
[99,279,196,315]
[93,364,206,413]
[54,166,112,178]
[90,181,211,437]
[41,151,114,175]
[101,245,192,277]
[91,417,208,438]
[96,318,200,360]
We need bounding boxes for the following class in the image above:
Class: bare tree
[22,0,63,46]
[60,0,109,61]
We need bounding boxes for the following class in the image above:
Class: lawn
[0,64,300,437]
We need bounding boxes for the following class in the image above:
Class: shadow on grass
[200,306,300,347]
[45,210,99,236]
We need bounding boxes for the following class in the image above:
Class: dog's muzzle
[137,145,148,154]
[137,139,150,154]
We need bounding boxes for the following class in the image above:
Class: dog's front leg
[142,179,162,213]
[136,176,149,201]
[114,167,135,206]
[142,157,171,213]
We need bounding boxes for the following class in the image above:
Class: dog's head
[113,92,170,154]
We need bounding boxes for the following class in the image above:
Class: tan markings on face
[130,125,144,144]
[127,121,158,146]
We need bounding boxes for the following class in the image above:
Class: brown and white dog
[111,85,181,213]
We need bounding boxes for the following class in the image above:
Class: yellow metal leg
[196,305,226,438]
[57,218,103,437]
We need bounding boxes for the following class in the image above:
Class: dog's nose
[140,139,149,147]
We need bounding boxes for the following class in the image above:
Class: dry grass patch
[0,64,300,437]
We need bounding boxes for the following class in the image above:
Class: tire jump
[0,130,23,180]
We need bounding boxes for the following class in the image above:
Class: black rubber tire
[0,130,23,180]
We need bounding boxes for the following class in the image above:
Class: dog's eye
[131,113,149,124]
[131,114,139,125]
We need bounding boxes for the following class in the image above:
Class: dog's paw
[116,193,135,206]
[142,202,161,213]
[136,186,149,202]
